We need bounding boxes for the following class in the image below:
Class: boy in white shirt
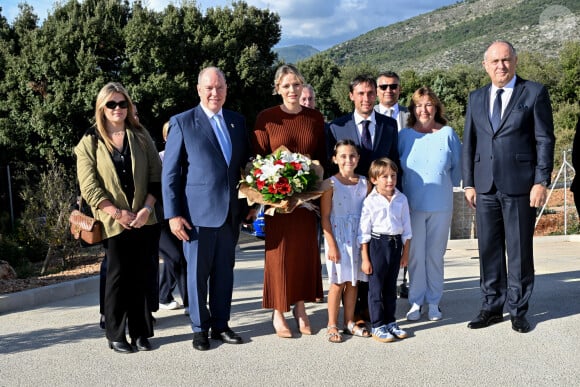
[359,157,412,342]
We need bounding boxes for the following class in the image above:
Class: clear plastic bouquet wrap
[239,146,330,215]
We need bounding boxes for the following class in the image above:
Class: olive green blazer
[74,128,162,239]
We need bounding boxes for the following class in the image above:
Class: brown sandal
[327,325,344,343]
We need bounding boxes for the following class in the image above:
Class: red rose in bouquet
[239,146,330,215]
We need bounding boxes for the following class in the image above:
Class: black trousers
[368,234,402,328]
[159,222,188,306]
[476,190,535,317]
[103,225,158,342]
[99,224,160,315]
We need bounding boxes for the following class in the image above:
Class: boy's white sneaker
[406,303,422,321]
[428,304,442,321]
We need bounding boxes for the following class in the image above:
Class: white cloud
[1,0,459,49]
[240,0,459,49]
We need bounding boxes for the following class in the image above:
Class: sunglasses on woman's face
[105,100,128,109]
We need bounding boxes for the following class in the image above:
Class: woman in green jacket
[75,82,162,354]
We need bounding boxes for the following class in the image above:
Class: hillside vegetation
[325,0,580,72]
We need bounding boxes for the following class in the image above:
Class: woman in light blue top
[398,86,462,322]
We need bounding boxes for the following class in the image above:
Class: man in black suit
[327,75,399,177]
[462,40,555,333]
[327,75,400,324]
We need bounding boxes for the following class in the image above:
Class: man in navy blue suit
[326,75,400,325]
[327,75,400,177]
[162,67,249,350]
[462,40,555,333]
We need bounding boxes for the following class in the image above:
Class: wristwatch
[539,181,549,187]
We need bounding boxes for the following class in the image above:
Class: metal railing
[535,150,576,234]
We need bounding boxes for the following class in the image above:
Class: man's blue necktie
[491,89,504,132]
[212,114,232,165]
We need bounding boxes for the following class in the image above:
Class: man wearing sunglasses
[374,71,409,131]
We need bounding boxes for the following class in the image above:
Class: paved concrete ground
[1,235,580,386]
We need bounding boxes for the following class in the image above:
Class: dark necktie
[491,89,504,132]
[361,120,372,151]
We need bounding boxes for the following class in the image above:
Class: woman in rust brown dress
[250,64,326,338]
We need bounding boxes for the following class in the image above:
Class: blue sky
[1,0,459,50]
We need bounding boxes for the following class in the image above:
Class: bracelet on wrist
[143,204,153,214]
[112,208,122,220]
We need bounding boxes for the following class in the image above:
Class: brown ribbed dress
[251,106,327,312]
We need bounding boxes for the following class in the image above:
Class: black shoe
[108,340,134,354]
[192,331,210,351]
[99,314,106,330]
[131,337,152,351]
[511,316,531,333]
[211,328,243,344]
[467,310,504,329]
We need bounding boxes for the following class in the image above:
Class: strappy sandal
[345,320,370,338]
[326,325,343,343]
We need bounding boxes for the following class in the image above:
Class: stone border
[0,276,99,315]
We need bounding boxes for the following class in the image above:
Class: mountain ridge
[296,0,580,72]
[274,44,319,64]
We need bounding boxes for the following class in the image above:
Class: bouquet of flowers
[239,146,330,215]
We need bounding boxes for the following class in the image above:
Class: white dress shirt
[489,76,516,119]
[377,103,400,118]
[199,104,231,164]
[358,187,412,245]
[354,111,377,144]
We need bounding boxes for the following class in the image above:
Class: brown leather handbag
[69,198,102,245]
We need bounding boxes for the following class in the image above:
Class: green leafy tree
[122,1,281,138]
[552,102,580,166]
[0,0,282,163]
[398,69,421,107]
[122,2,204,137]
[557,41,580,104]
[200,2,281,128]
[0,0,130,167]
[0,4,39,165]
[330,63,378,115]
[417,65,486,138]
[18,154,80,273]
[297,54,341,120]
[517,51,560,99]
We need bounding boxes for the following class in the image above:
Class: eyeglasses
[105,100,128,109]
[378,84,399,91]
